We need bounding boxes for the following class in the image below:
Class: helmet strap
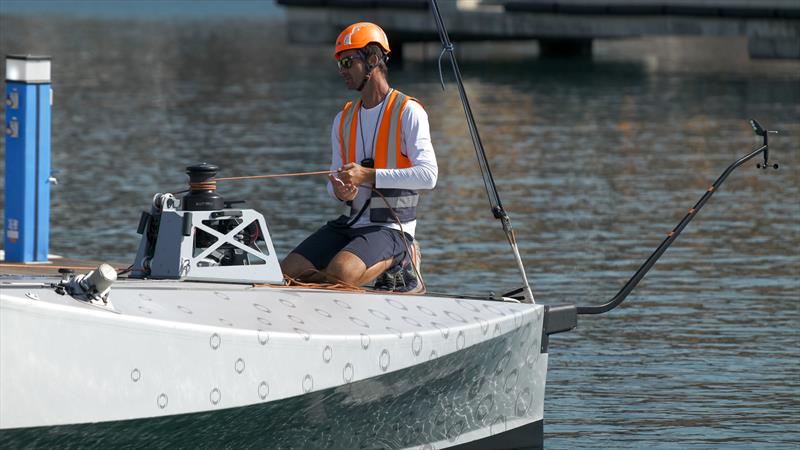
[356,49,374,92]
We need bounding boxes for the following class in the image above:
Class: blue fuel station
[4,55,53,263]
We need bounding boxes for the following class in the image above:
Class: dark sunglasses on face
[337,55,362,70]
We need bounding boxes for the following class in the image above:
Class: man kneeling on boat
[281,22,438,293]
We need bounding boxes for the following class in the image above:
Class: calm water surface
[1,8,798,449]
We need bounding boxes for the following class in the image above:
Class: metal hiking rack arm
[577,119,780,315]
[428,0,536,304]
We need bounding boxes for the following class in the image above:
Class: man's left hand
[338,163,376,186]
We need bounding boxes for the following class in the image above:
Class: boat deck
[0,257,128,276]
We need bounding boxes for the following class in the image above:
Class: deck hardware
[577,119,780,315]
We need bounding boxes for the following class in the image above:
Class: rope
[370,188,426,294]
[170,169,335,195]
[216,170,335,182]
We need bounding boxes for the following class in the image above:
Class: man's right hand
[329,174,358,201]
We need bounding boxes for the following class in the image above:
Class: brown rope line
[170,169,335,196]
[216,170,336,182]
[189,181,217,190]
[370,187,426,295]
[254,270,365,292]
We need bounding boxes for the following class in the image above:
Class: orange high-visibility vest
[338,90,420,223]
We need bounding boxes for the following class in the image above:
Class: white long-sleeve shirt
[328,96,438,237]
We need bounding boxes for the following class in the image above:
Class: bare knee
[324,251,366,285]
[281,253,317,280]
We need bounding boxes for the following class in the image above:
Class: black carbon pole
[577,120,779,314]
[428,0,534,303]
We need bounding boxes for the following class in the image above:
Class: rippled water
[1,8,798,449]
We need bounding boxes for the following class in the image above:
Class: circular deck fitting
[322,345,333,363]
[235,358,245,374]
[334,299,351,309]
[258,381,269,400]
[157,393,168,409]
[417,305,436,317]
[490,416,507,435]
[412,333,422,356]
[209,333,221,350]
[456,331,466,350]
[257,329,269,345]
[385,297,407,311]
[494,351,511,375]
[210,388,221,405]
[253,303,271,314]
[444,310,467,323]
[343,363,354,383]
[515,388,532,416]
[349,316,369,328]
[379,349,391,372]
[302,374,314,393]
[402,316,422,327]
[360,333,370,350]
[369,308,391,321]
[279,298,296,308]
[504,369,519,393]
[131,368,141,383]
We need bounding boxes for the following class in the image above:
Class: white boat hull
[1,279,547,449]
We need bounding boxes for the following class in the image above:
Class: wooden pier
[276,0,800,58]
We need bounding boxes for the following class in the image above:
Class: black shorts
[291,224,412,270]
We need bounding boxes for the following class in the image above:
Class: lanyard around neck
[358,89,393,162]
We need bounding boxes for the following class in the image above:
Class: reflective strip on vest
[340,100,360,164]
[370,188,419,223]
[338,90,420,223]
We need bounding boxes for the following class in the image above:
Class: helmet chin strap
[357,50,387,92]
[356,60,374,91]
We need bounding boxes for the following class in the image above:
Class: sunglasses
[337,54,363,70]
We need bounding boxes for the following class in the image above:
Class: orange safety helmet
[334,22,391,59]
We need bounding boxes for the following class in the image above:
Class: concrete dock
[276,0,800,58]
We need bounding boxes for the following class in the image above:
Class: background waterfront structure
[277,0,800,59]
